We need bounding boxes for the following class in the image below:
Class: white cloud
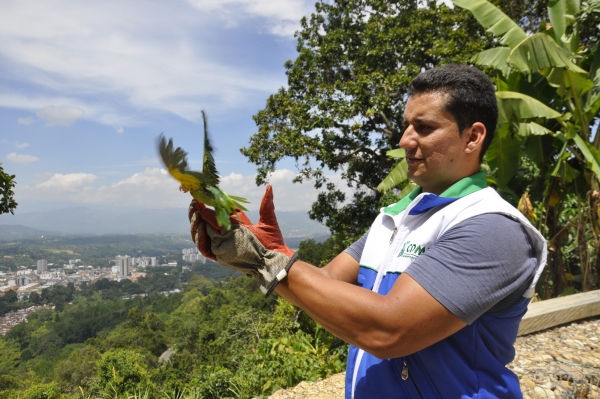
[19,168,187,208]
[36,105,84,126]
[6,152,39,163]
[16,167,353,211]
[15,141,29,148]
[116,127,124,133]
[35,173,97,191]
[219,169,354,211]
[0,0,299,126]
[187,0,313,36]
[17,116,35,125]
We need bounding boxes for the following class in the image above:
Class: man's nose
[399,126,417,149]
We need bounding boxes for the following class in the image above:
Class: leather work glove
[189,185,298,296]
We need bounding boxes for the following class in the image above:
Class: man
[189,64,547,399]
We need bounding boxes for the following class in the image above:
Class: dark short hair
[407,64,498,161]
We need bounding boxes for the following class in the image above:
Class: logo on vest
[398,241,426,260]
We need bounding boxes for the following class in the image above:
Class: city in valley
[0,247,205,300]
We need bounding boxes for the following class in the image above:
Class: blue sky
[1,0,354,216]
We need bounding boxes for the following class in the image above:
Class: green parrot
[158,110,249,231]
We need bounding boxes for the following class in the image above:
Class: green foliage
[97,349,153,396]
[0,339,21,376]
[21,382,61,399]
[189,366,233,399]
[0,270,346,398]
[185,259,241,281]
[54,346,101,393]
[0,163,17,215]
[0,374,19,391]
[297,236,350,266]
[0,291,26,318]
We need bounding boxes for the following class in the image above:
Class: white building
[129,256,158,268]
[37,259,48,274]
[17,276,30,287]
[115,255,131,276]
[182,248,206,264]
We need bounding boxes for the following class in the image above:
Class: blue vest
[345,173,547,399]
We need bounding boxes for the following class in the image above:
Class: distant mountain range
[0,207,330,240]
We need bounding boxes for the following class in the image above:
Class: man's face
[399,92,476,195]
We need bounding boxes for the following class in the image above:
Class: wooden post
[518,290,600,336]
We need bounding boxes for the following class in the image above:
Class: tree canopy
[0,163,17,215]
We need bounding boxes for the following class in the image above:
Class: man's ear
[464,122,486,155]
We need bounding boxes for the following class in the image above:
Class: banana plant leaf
[573,132,600,181]
[508,33,587,74]
[547,0,580,53]
[584,46,600,118]
[545,67,594,99]
[472,47,512,77]
[377,159,408,193]
[486,125,522,186]
[517,122,553,137]
[399,181,418,198]
[386,148,406,159]
[524,135,553,169]
[591,43,600,86]
[452,0,527,48]
[585,92,600,120]
[550,151,580,183]
[496,91,562,124]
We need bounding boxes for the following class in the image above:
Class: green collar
[383,171,488,216]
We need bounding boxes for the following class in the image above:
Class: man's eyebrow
[404,116,437,126]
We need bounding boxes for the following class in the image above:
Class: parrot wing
[158,134,212,192]
[200,110,220,187]
[200,111,250,213]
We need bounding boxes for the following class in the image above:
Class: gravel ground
[269,316,600,399]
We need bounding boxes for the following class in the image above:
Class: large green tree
[0,163,17,215]
[243,0,543,245]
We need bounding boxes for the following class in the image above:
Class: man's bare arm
[278,252,359,307]
[275,259,466,359]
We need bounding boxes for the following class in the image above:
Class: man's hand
[188,185,297,295]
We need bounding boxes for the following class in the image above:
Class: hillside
[0,234,344,399]
[0,225,51,241]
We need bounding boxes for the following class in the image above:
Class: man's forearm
[276,252,359,308]
[275,260,395,354]
[275,259,339,307]
[275,259,466,359]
